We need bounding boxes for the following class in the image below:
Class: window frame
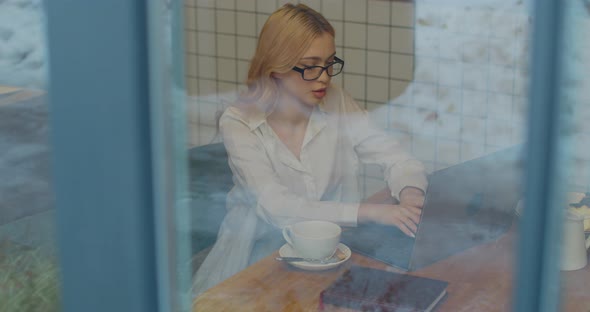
[513,0,570,311]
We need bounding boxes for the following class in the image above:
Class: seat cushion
[188,143,233,254]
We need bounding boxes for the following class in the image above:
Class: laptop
[341,145,525,271]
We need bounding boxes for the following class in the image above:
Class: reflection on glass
[0,0,61,311]
[557,0,590,310]
[185,0,586,311]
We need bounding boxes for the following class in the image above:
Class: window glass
[0,1,61,311]
[186,1,589,311]
[558,1,590,310]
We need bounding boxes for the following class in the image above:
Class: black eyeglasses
[292,56,345,81]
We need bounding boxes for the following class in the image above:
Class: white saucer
[278,243,351,271]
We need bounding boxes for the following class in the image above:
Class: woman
[192,3,427,296]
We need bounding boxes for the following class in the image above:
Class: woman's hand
[399,186,426,210]
[358,203,422,237]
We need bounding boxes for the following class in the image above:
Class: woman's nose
[317,68,330,83]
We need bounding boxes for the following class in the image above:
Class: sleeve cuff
[390,174,428,201]
[338,202,360,227]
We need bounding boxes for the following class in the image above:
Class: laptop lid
[340,145,524,271]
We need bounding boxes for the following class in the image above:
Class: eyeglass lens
[303,62,343,80]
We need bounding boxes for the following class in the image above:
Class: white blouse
[192,84,427,296]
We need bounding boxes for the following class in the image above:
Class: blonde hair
[239,3,335,113]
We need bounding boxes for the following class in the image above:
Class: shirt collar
[245,99,329,133]
[245,109,267,131]
[302,105,328,147]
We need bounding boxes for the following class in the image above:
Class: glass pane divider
[514,1,570,311]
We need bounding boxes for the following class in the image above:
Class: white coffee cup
[282,220,341,259]
[561,212,590,271]
[561,192,590,271]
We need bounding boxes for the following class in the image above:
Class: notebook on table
[341,145,525,271]
[320,266,448,312]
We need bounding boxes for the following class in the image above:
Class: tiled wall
[184,0,416,148]
[184,0,590,195]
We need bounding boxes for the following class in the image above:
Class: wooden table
[193,226,590,312]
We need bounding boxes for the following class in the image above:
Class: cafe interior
[1,0,589,311]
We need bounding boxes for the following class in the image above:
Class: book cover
[319,266,448,312]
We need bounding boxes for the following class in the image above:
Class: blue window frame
[513,1,570,311]
[45,1,186,311]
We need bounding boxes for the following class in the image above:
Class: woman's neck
[268,95,313,126]
[266,95,314,160]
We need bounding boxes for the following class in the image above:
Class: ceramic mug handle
[282,225,294,247]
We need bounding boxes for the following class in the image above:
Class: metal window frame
[514,0,569,311]
[45,1,187,311]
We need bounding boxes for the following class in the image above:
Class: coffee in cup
[282,220,341,259]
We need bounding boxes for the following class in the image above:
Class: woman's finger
[401,206,422,224]
[393,211,418,234]
[395,221,415,238]
[401,195,425,209]
[401,216,418,234]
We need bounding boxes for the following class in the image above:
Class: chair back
[188,143,233,254]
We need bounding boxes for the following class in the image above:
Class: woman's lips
[312,89,326,99]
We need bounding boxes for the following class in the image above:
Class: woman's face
[273,32,336,109]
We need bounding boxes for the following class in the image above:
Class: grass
[0,241,61,312]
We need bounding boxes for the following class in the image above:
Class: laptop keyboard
[341,224,416,270]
